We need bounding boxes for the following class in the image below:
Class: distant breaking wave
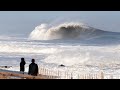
[28,22,119,40]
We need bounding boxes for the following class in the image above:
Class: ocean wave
[28,22,112,40]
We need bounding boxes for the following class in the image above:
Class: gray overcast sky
[0,11,120,35]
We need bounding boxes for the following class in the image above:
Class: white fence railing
[38,66,120,79]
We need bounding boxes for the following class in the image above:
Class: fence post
[58,70,60,79]
[71,73,73,79]
[110,75,113,79]
[77,74,79,79]
[100,71,104,79]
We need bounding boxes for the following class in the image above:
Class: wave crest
[28,22,106,40]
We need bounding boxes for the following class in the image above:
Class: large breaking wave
[28,22,120,41]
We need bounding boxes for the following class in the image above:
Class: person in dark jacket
[28,59,38,76]
[20,58,26,74]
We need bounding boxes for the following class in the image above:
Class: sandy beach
[0,68,58,79]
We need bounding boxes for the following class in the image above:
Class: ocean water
[1,22,120,76]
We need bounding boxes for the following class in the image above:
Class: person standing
[28,59,38,76]
[20,58,26,74]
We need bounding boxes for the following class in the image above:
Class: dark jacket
[20,61,26,71]
[28,63,38,76]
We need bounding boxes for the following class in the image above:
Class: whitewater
[1,22,120,78]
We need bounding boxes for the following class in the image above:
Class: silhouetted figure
[20,58,26,74]
[28,59,38,76]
